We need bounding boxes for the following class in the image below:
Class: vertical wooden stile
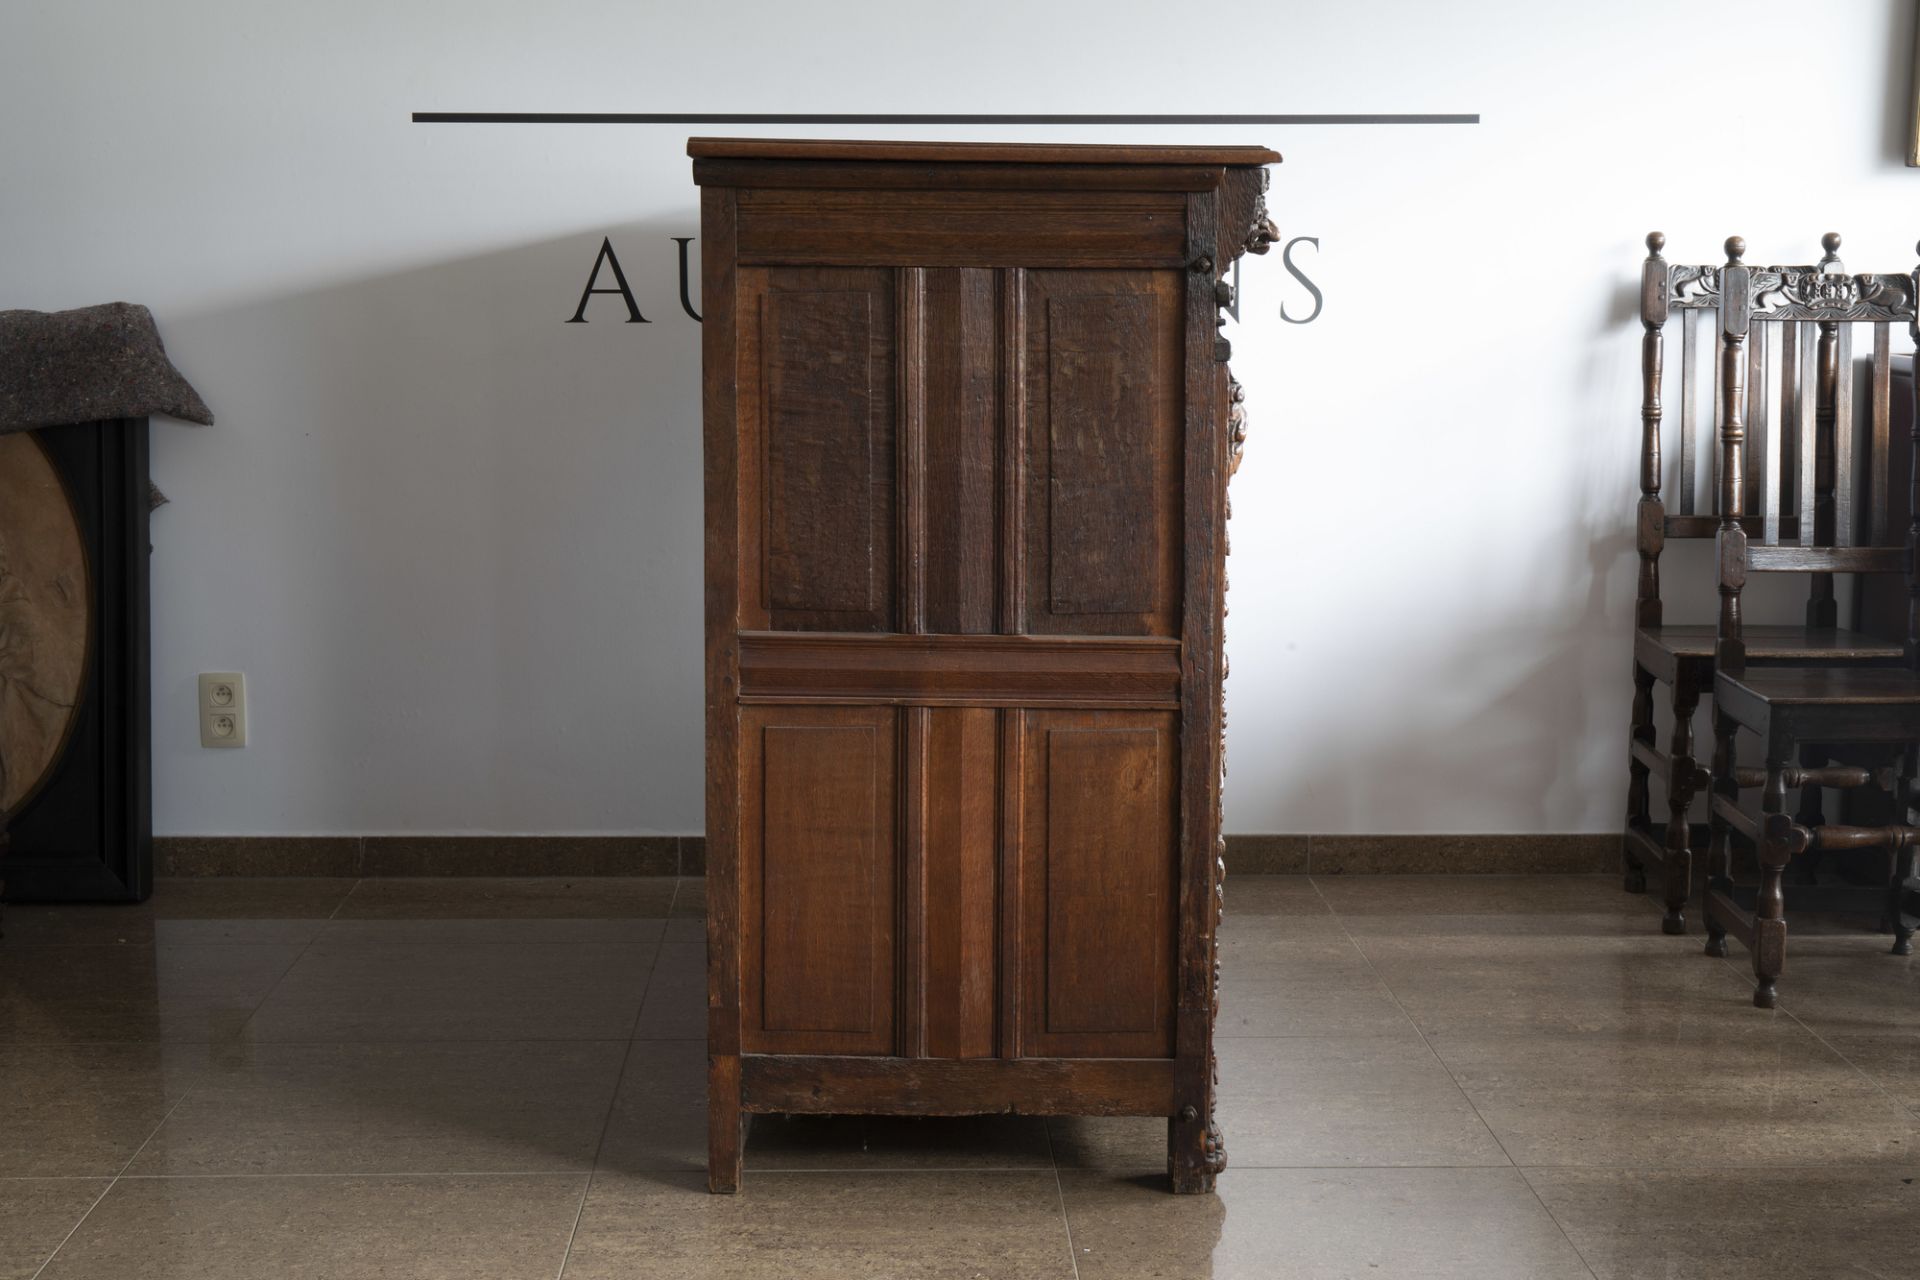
[1799,323,1819,548]
[1681,309,1699,516]
[1834,322,1855,547]
[1762,325,1782,545]
[1871,322,1893,548]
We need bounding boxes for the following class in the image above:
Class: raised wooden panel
[920,707,999,1058]
[743,707,897,1055]
[1047,293,1155,614]
[1019,710,1178,1058]
[744,267,896,631]
[922,268,1001,634]
[1023,271,1182,636]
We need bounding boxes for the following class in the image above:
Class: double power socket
[198,672,248,747]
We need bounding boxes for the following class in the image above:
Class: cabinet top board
[686,137,1281,167]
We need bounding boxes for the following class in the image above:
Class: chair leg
[1889,746,1916,958]
[1794,741,1827,885]
[1624,662,1656,895]
[1704,704,1736,958]
[1752,762,1792,1009]
[1661,678,1700,935]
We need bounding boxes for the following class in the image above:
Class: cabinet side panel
[752,268,896,631]
[1023,270,1182,636]
[744,709,897,1055]
[1020,710,1177,1058]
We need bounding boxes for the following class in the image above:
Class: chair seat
[1640,624,1903,662]
[1717,666,1920,708]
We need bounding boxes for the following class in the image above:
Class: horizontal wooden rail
[1731,764,1884,790]
[1746,545,1904,574]
[738,631,1182,707]
[1664,514,1800,540]
[1804,824,1920,852]
[1711,793,1759,842]
[740,1055,1176,1116]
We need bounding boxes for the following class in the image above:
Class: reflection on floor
[1,873,1916,1279]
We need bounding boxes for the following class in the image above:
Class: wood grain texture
[738,189,1189,269]
[695,141,1273,1193]
[921,707,999,1058]
[1172,190,1228,1194]
[0,432,90,818]
[741,708,897,1055]
[1023,269,1182,636]
[737,631,1181,706]
[750,268,897,630]
[922,268,1000,634]
[1019,710,1178,1059]
[740,1054,1176,1115]
[699,184,744,1194]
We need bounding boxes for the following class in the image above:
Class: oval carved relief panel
[0,432,90,817]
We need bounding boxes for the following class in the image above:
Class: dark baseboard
[153,833,1609,878]
[155,835,689,878]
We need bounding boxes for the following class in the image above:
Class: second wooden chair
[1626,232,1905,934]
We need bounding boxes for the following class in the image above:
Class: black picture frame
[3,418,152,903]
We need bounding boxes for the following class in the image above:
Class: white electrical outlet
[198,672,248,747]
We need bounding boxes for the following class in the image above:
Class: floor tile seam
[30,1073,201,1280]
[23,1176,112,1280]
[1045,1119,1082,1280]
[568,940,668,1280]
[222,891,351,1049]
[623,933,682,1041]
[327,878,365,920]
[1694,939,1906,1055]
[1310,876,1601,1280]
[1770,1003,1920,1125]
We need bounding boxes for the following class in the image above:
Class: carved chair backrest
[1709,236,1920,675]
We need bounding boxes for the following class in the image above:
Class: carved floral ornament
[1666,263,1917,322]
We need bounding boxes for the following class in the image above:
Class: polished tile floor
[2,873,1917,1278]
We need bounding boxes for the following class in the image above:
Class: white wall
[2,0,1915,836]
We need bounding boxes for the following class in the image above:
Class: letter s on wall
[1280,236,1322,325]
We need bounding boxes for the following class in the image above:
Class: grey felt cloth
[0,301,211,433]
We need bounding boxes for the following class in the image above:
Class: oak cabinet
[693,137,1278,1194]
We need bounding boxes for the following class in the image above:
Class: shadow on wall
[1879,0,1918,167]
[1234,261,1842,836]
[1236,270,1647,833]
[147,219,707,835]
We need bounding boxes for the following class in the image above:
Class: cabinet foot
[707,1054,742,1194]
[1168,1112,1225,1194]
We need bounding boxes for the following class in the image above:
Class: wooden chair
[1704,235,1920,1007]
[1626,232,1905,934]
